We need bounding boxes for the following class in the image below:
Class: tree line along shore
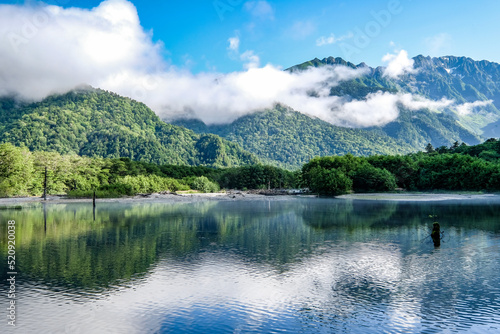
[2,139,500,198]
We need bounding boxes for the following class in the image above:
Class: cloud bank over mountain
[0,0,489,127]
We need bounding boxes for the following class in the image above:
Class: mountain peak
[286,56,358,72]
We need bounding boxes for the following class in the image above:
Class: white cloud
[0,2,488,129]
[287,20,316,40]
[316,32,354,47]
[227,34,260,69]
[333,92,401,127]
[101,63,370,125]
[239,50,260,69]
[228,36,240,52]
[382,50,417,78]
[455,100,493,115]
[424,33,452,56]
[244,1,274,20]
[398,94,454,111]
[0,0,163,100]
[331,92,455,128]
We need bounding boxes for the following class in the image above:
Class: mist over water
[1,198,500,333]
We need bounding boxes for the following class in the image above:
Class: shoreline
[1,191,500,206]
[336,192,500,202]
[0,191,308,206]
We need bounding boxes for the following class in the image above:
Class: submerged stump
[431,222,441,247]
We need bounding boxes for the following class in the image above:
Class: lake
[1,196,500,333]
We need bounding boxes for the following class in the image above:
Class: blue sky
[2,0,499,73]
[0,0,498,127]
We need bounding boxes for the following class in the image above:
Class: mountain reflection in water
[1,197,499,333]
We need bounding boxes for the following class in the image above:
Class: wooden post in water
[431,222,441,247]
[43,202,47,233]
[93,191,96,221]
[43,167,47,201]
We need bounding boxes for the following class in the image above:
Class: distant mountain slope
[379,109,481,149]
[173,105,415,168]
[289,55,500,103]
[291,55,500,136]
[0,88,258,167]
[173,104,481,168]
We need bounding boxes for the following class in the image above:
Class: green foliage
[215,164,297,190]
[159,164,217,179]
[99,183,134,195]
[366,155,418,189]
[478,150,500,161]
[307,167,352,195]
[0,146,192,197]
[413,153,497,191]
[118,175,189,194]
[453,138,500,158]
[301,138,500,194]
[183,176,220,193]
[302,155,363,195]
[351,165,397,193]
[0,143,301,197]
[29,151,107,195]
[67,186,133,199]
[195,134,226,166]
[301,154,363,189]
[0,143,34,197]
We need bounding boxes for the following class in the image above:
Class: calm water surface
[1,197,500,333]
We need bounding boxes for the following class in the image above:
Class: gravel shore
[2,191,500,206]
[337,193,500,202]
[0,190,305,206]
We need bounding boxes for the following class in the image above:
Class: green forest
[302,139,500,195]
[2,139,500,198]
[0,88,258,168]
[0,142,296,198]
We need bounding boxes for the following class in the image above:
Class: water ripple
[3,199,500,333]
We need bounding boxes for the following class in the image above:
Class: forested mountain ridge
[174,55,500,168]
[0,87,258,167]
[173,104,482,169]
[173,105,415,168]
